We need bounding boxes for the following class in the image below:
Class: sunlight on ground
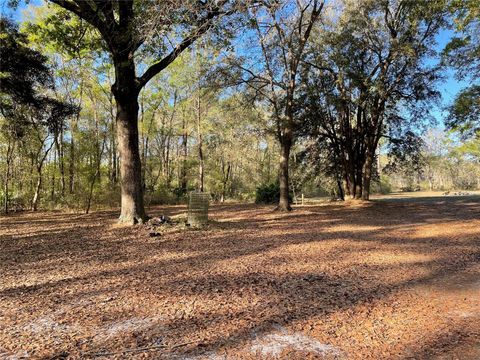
[0,194,479,359]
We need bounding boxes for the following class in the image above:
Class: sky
[429,28,468,130]
[1,0,469,131]
[434,29,468,102]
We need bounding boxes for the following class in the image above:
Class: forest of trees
[1,0,479,223]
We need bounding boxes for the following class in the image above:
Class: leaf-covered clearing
[1,194,479,359]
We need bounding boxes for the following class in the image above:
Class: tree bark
[111,50,147,224]
[343,164,356,199]
[277,133,292,211]
[3,168,8,214]
[55,127,66,196]
[196,92,205,192]
[86,136,106,214]
[355,167,363,199]
[362,149,374,200]
[31,134,54,211]
[4,140,14,214]
[32,167,42,211]
[362,111,382,200]
[181,116,188,193]
[109,93,118,185]
[69,81,82,194]
[115,96,146,224]
[220,159,231,203]
[69,125,75,193]
[337,178,344,201]
[51,146,56,201]
[140,96,146,191]
[332,147,345,201]
[198,138,204,192]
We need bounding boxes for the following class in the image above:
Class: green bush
[255,182,281,204]
[146,186,181,206]
[371,175,393,195]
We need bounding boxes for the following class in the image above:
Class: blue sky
[429,28,468,129]
[1,0,468,130]
[435,29,468,102]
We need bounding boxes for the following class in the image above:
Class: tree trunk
[344,167,356,199]
[197,139,204,192]
[29,154,34,196]
[181,117,188,193]
[362,149,374,200]
[221,159,231,203]
[362,127,380,201]
[332,147,344,201]
[140,96,146,191]
[86,137,106,214]
[3,169,8,214]
[115,96,146,224]
[31,136,54,211]
[3,176,8,214]
[165,92,176,190]
[4,140,14,214]
[92,97,101,183]
[343,178,351,198]
[343,151,357,199]
[32,166,42,211]
[165,133,172,189]
[109,94,118,184]
[51,147,56,201]
[69,122,76,194]
[57,127,65,196]
[198,140,204,192]
[68,84,83,195]
[355,165,363,199]
[196,94,204,192]
[112,51,147,224]
[337,179,344,201]
[277,134,292,211]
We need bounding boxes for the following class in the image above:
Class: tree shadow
[0,196,479,358]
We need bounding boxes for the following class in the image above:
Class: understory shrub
[371,175,393,194]
[255,182,280,204]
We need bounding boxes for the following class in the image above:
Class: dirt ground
[1,193,479,359]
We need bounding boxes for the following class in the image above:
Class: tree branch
[136,3,229,89]
[49,0,109,39]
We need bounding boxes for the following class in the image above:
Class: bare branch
[136,2,230,89]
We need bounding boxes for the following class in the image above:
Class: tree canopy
[1,0,478,217]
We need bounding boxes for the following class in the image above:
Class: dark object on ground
[146,215,173,236]
[147,215,171,226]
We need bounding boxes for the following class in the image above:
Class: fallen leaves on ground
[0,195,479,359]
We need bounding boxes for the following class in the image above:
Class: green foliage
[447,85,480,139]
[371,175,393,195]
[22,5,102,59]
[146,184,185,206]
[383,129,480,192]
[255,183,280,204]
[0,18,51,122]
[443,0,479,79]
[3,0,479,214]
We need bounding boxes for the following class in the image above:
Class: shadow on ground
[0,195,479,359]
